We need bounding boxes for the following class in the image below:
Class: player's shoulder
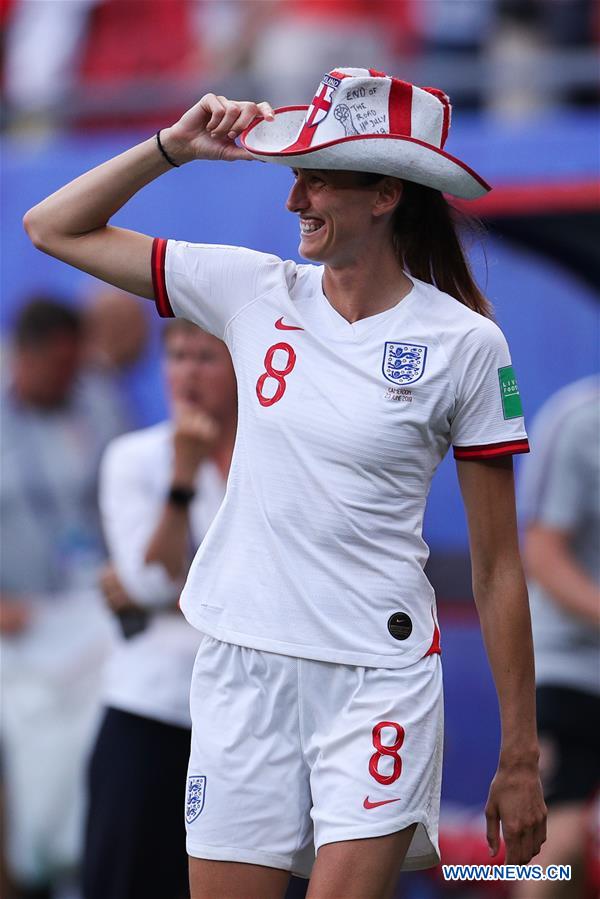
[169,241,302,300]
[170,240,297,276]
[409,276,504,347]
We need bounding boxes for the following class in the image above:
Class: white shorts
[186,635,443,878]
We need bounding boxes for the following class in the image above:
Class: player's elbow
[23,206,52,251]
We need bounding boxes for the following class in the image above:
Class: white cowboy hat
[241,67,491,199]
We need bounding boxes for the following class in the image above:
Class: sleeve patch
[498,365,523,419]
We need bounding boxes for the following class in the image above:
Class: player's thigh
[189,858,291,899]
[306,825,417,899]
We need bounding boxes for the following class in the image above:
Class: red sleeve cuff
[453,438,530,460]
[151,237,174,318]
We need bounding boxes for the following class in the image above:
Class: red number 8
[256,342,296,407]
[369,721,405,785]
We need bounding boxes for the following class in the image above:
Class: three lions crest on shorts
[186,775,206,823]
[382,343,427,385]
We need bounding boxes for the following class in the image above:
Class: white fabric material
[161,242,527,669]
[187,636,443,875]
[100,421,226,727]
[411,86,443,147]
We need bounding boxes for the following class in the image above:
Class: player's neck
[322,250,412,324]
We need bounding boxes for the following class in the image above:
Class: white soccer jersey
[152,239,529,668]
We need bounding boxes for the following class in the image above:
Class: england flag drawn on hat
[286,70,348,152]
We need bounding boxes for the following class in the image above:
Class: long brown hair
[360,174,493,319]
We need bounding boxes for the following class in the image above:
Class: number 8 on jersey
[256,342,297,407]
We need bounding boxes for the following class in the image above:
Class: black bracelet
[156,130,180,168]
[167,485,196,507]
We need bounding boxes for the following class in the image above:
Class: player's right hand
[160,94,274,165]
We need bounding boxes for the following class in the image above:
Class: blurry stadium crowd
[1,0,598,131]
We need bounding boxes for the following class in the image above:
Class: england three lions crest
[186,775,206,823]
[382,342,428,385]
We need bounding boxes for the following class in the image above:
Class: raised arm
[22,95,274,296]
[456,455,547,865]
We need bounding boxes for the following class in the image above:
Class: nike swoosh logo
[363,797,402,810]
[275,317,304,331]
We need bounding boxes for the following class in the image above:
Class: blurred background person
[82,285,151,432]
[82,320,234,899]
[515,375,600,899]
[0,298,120,899]
[83,286,149,374]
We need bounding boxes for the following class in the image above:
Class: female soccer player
[24,67,546,899]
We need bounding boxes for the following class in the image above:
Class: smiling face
[285,168,395,267]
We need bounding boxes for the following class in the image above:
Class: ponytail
[358,174,493,318]
[392,180,492,318]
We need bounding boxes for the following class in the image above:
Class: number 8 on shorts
[369,721,405,785]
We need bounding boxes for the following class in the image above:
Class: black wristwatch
[167,485,196,507]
